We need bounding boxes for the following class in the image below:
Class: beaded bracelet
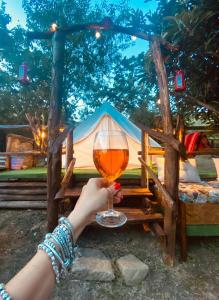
[0,283,11,300]
[38,217,79,284]
[38,242,61,283]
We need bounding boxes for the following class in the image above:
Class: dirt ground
[0,210,219,300]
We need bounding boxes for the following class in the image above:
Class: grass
[0,155,217,180]
[0,167,142,180]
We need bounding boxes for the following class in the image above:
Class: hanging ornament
[18,62,30,85]
[174,70,186,91]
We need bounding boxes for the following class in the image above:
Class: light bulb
[95,31,101,39]
[131,35,137,41]
[50,23,58,32]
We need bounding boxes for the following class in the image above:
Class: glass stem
[108,195,114,212]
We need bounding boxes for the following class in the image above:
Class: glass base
[96,210,127,228]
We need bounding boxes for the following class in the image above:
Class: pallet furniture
[179,201,219,261]
[0,181,47,209]
[0,151,44,170]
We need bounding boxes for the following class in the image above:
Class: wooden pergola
[27,17,184,266]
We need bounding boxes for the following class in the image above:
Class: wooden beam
[66,129,73,169]
[137,123,186,159]
[47,31,65,232]
[61,158,76,188]
[27,20,177,52]
[151,38,178,266]
[187,148,219,156]
[178,201,188,261]
[0,188,46,195]
[55,186,152,200]
[0,195,46,201]
[0,182,47,187]
[149,222,166,237]
[141,130,147,187]
[139,158,174,209]
[138,149,165,156]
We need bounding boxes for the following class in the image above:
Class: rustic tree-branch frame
[27,17,179,264]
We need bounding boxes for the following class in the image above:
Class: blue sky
[4,0,157,56]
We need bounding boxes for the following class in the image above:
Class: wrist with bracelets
[0,217,78,299]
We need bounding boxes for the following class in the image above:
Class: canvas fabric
[62,103,161,169]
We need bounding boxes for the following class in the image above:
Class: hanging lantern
[174,70,186,91]
[18,62,29,85]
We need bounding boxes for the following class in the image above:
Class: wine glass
[93,130,129,227]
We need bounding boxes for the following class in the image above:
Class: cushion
[212,158,219,181]
[156,157,201,183]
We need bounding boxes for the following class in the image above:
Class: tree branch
[186,95,219,115]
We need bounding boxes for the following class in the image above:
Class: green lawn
[0,167,141,180]
[0,155,217,181]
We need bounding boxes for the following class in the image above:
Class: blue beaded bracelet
[38,243,61,283]
[0,283,11,300]
[38,217,79,284]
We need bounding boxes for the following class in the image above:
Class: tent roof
[74,103,160,147]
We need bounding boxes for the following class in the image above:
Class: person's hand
[67,178,123,241]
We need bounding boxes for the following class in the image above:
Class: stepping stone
[71,248,115,281]
[116,254,149,285]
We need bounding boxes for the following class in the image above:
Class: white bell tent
[62,103,161,169]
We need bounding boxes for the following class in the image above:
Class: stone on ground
[71,248,115,281]
[116,254,149,285]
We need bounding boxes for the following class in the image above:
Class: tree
[141,0,219,125]
[1,0,145,123]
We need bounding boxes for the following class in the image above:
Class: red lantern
[174,70,186,91]
[18,62,29,85]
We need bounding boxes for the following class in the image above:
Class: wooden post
[47,31,65,232]
[175,114,185,144]
[141,129,147,187]
[179,201,188,261]
[151,38,179,266]
[66,129,73,169]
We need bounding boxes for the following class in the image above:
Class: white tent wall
[62,114,160,169]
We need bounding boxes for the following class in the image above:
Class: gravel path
[0,210,219,300]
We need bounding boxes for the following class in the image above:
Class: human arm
[2,178,122,300]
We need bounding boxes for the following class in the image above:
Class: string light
[157,99,161,105]
[50,23,58,32]
[95,31,101,39]
[131,35,137,41]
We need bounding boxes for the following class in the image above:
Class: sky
[4,0,157,56]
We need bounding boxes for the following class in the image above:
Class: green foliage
[1,0,218,128]
[1,0,152,124]
[142,0,219,125]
